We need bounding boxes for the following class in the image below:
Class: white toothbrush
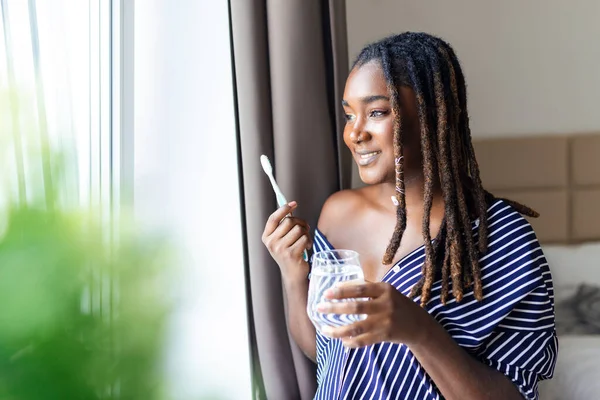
[260,155,309,262]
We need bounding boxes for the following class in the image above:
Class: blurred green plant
[0,87,174,399]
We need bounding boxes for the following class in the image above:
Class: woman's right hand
[262,201,313,283]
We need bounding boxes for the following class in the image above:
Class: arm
[262,202,316,361]
[265,190,367,361]
[408,310,523,400]
[319,282,549,400]
[320,212,556,399]
[282,272,316,361]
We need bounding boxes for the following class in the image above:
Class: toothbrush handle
[271,181,308,262]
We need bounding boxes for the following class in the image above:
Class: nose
[348,118,370,144]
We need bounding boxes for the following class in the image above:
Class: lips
[355,150,381,166]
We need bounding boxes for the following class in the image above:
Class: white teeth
[360,151,379,159]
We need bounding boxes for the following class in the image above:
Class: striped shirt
[311,199,557,400]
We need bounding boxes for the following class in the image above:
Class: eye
[344,114,355,122]
[369,110,389,118]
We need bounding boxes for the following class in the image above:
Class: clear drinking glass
[307,249,367,336]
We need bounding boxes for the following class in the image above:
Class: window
[1,1,252,397]
[133,2,253,398]
[0,0,116,210]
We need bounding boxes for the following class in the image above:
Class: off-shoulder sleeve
[474,210,558,399]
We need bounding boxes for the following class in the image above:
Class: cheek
[343,125,354,148]
[368,119,394,148]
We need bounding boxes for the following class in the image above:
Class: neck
[376,173,443,211]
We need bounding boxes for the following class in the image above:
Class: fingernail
[324,288,335,298]
[288,201,297,207]
[317,303,327,312]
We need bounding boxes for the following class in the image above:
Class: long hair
[353,33,538,305]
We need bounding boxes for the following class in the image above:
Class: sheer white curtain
[0,0,117,210]
[1,2,253,397]
[1,0,125,336]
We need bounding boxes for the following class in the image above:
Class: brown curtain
[229,0,350,398]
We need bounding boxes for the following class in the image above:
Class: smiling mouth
[356,151,381,166]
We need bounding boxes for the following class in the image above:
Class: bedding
[543,243,600,290]
[538,335,600,400]
[474,134,600,398]
[538,243,600,399]
[555,283,600,335]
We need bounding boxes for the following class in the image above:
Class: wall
[134,1,252,399]
[346,0,600,187]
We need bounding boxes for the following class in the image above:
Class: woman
[262,32,557,400]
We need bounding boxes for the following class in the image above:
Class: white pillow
[538,335,600,400]
[531,246,600,398]
[542,243,600,301]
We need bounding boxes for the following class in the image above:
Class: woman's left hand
[317,281,432,348]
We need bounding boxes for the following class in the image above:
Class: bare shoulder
[317,187,370,241]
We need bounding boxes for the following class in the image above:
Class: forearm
[409,315,523,400]
[282,275,316,362]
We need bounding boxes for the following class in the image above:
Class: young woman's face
[342,60,423,186]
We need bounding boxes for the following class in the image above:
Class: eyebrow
[341,95,390,107]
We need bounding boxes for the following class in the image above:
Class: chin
[358,167,390,186]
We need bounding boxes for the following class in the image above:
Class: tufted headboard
[473,134,600,244]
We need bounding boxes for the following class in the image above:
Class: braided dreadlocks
[353,33,539,306]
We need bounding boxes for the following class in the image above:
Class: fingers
[290,232,313,254]
[317,297,383,316]
[272,216,309,241]
[271,217,311,251]
[324,282,386,301]
[262,201,313,262]
[262,201,298,240]
[317,283,408,348]
[322,319,389,348]
[321,318,373,339]
[341,332,383,349]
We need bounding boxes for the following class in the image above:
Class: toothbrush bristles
[260,155,273,175]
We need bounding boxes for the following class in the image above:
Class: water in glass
[307,249,367,335]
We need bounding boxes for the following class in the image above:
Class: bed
[473,134,600,399]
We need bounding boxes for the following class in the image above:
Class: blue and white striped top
[312,199,557,400]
